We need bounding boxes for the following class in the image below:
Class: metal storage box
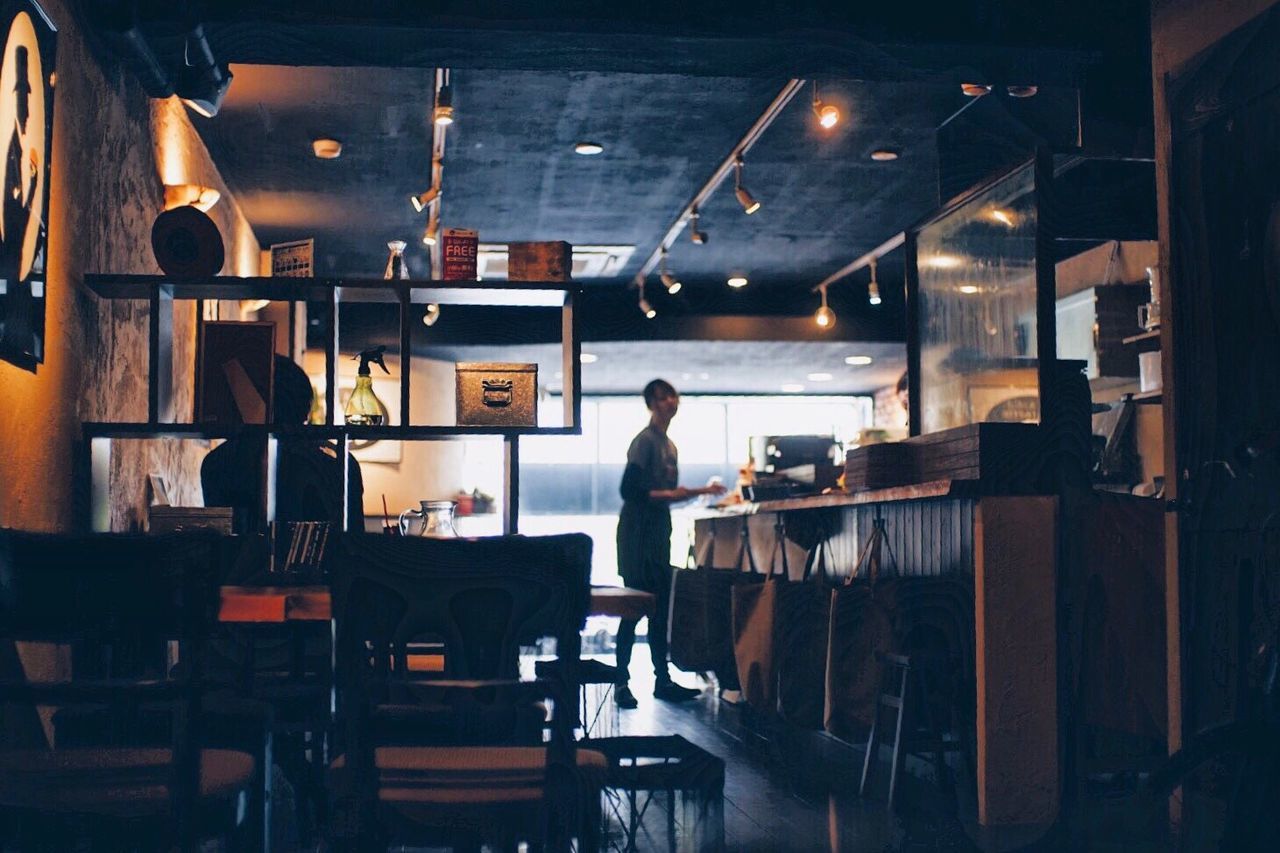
[456,362,538,426]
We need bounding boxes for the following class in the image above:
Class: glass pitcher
[399,500,459,538]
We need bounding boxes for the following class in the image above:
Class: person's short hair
[642,378,677,409]
[273,356,315,424]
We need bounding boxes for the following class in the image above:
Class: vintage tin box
[456,362,538,426]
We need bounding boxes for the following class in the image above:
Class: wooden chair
[0,529,258,852]
[328,532,603,852]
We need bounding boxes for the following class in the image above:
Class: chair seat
[0,748,256,818]
[332,746,606,805]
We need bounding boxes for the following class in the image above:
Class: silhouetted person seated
[202,355,364,538]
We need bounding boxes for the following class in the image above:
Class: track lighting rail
[631,78,806,288]
[810,231,905,293]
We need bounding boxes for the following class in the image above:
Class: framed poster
[0,1,54,370]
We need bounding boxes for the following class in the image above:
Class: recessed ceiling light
[807,372,833,382]
[312,138,342,159]
[781,383,806,393]
[574,142,604,155]
[844,355,873,366]
[727,276,749,288]
[958,284,980,294]
[870,149,899,162]
[961,83,993,97]
[1006,85,1038,98]
[580,353,598,363]
[698,372,710,380]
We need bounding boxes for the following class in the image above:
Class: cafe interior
[1,0,1278,850]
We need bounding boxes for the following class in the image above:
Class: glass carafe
[384,240,410,280]
[399,500,459,538]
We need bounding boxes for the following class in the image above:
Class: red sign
[442,228,478,281]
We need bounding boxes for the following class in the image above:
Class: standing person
[614,379,726,708]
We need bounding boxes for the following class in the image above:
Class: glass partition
[916,161,1040,433]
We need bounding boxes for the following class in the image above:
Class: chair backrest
[330,533,592,687]
[0,529,222,849]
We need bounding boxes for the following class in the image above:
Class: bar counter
[691,483,1060,829]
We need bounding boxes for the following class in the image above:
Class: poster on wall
[0,1,54,371]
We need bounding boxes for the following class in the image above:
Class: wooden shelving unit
[83,273,584,534]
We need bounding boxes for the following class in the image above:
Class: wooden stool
[858,653,952,811]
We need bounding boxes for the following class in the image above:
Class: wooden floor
[609,648,976,853]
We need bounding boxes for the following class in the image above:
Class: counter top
[694,480,962,519]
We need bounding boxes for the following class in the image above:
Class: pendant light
[814,284,835,329]
[734,157,761,215]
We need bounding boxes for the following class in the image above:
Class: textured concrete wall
[0,0,259,532]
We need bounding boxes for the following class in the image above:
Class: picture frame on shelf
[195,321,275,425]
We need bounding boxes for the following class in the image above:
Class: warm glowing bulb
[818,104,840,129]
[580,353,598,363]
[845,355,873,366]
[814,305,836,328]
[958,285,980,294]
[727,276,748,288]
[660,271,682,295]
[574,142,604,155]
[639,297,656,319]
[990,209,1014,227]
[433,106,454,126]
[925,254,963,269]
[868,281,882,305]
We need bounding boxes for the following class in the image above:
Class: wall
[0,1,259,532]
[1150,0,1280,753]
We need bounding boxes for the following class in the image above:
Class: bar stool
[858,653,953,812]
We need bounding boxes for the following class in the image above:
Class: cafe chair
[0,529,259,852]
[327,532,604,852]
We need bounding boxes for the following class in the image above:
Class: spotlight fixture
[733,157,761,215]
[422,211,439,246]
[433,83,455,126]
[574,141,604,155]
[658,250,682,295]
[870,149,899,162]
[727,276,748,289]
[812,82,840,130]
[311,138,342,160]
[163,183,220,212]
[868,257,882,306]
[410,185,441,213]
[961,83,993,97]
[422,303,441,326]
[1006,85,1038,98]
[814,284,836,329]
[638,281,657,319]
[689,207,709,245]
[176,25,233,117]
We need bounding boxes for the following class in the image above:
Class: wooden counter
[693,487,1059,829]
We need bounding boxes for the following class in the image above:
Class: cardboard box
[442,228,478,281]
[508,241,572,281]
[456,362,538,426]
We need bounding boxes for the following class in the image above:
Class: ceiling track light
[734,157,761,215]
[814,284,836,329]
[689,207,708,245]
[433,70,455,126]
[638,280,656,319]
[868,257,882,306]
[812,81,840,130]
[410,184,441,213]
[422,208,440,246]
[658,249,682,295]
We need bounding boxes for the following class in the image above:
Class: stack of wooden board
[843,423,1045,493]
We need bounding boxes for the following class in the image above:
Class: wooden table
[219,584,656,624]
